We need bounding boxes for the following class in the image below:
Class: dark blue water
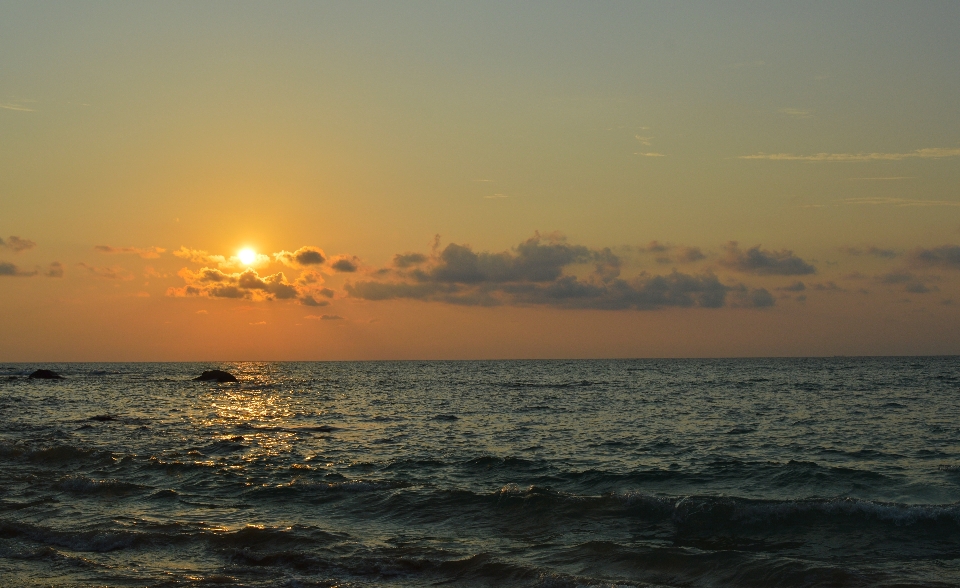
[1,358,959,587]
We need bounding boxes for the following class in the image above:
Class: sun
[238,248,257,265]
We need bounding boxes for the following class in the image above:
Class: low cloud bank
[720,242,816,275]
[346,234,773,310]
[0,236,36,253]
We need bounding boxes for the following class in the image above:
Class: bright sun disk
[238,248,257,265]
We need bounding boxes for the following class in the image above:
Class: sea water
[1,358,959,587]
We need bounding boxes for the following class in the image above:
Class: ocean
[1,358,959,587]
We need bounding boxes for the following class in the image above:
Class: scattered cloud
[77,262,134,280]
[740,147,960,162]
[330,255,360,272]
[905,282,933,294]
[845,197,960,207]
[393,253,427,268]
[730,286,775,308]
[636,152,666,157]
[94,245,165,259]
[0,236,36,253]
[635,135,654,146]
[173,246,227,266]
[46,262,63,278]
[776,281,806,292]
[484,193,509,199]
[167,267,305,301]
[346,234,773,310]
[842,246,898,259]
[300,295,330,307]
[640,241,705,264]
[811,281,844,292]
[876,271,914,284]
[0,262,37,277]
[173,246,270,269]
[643,241,669,253]
[305,314,343,320]
[676,247,706,263]
[908,245,960,270]
[720,242,816,275]
[875,272,931,293]
[275,246,326,267]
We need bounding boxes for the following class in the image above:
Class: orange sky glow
[2,3,959,360]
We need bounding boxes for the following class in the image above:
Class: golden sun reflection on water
[205,386,299,461]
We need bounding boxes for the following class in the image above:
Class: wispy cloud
[0,102,35,112]
[778,108,813,119]
[0,236,37,253]
[636,152,666,157]
[848,176,914,181]
[841,246,898,259]
[305,314,343,321]
[275,246,326,268]
[740,147,960,162]
[95,245,166,259]
[77,262,134,280]
[635,135,655,146]
[845,197,960,207]
[484,193,509,199]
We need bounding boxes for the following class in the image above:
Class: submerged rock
[29,369,64,379]
[194,370,238,383]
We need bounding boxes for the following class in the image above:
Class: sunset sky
[2,2,959,360]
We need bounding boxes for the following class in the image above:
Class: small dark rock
[89,414,117,422]
[194,370,238,383]
[29,369,64,380]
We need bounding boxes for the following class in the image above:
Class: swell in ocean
[1,358,959,587]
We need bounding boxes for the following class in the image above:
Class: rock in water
[29,369,64,379]
[194,370,238,383]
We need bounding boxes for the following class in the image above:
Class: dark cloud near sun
[330,255,360,272]
[720,242,816,275]
[169,267,309,301]
[275,246,326,267]
[346,234,774,310]
[0,236,37,253]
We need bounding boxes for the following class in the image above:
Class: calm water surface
[1,358,959,587]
